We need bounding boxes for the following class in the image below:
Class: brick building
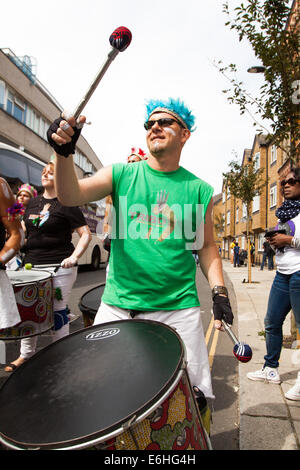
[215,134,290,264]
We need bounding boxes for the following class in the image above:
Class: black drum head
[0,320,184,449]
[78,284,105,317]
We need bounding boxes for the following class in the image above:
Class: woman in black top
[5,162,91,372]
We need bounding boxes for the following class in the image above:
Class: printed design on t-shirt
[151,190,175,243]
[275,220,295,237]
[30,203,51,228]
[38,203,51,227]
[128,190,176,243]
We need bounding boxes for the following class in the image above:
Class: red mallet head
[233,342,253,363]
[109,27,132,52]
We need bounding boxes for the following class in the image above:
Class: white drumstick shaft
[222,320,239,345]
[73,48,119,119]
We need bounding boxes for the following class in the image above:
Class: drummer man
[48,98,234,426]
[0,177,23,329]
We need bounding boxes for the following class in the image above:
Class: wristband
[212,285,228,300]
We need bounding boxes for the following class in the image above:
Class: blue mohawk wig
[145,98,196,132]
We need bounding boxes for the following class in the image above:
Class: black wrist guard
[47,117,82,158]
[213,294,234,325]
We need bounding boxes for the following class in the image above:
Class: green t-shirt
[102,160,214,311]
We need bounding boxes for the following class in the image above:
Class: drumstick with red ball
[72,26,132,120]
[222,320,252,363]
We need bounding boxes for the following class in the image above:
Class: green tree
[215,0,300,164]
[214,213,225,236]
[223,157,267,282]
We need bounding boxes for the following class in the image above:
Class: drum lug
[121,414,140,450]
[122,414,137,430]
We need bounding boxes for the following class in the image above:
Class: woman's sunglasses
[280,178,300,187]
[144,118,182,131]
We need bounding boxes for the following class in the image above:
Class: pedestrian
[250,241,255,266]
[233,242,240,267]
[233,241,240,267]
[247,167,300,401]
[260,240,270,271]
[267,243,275,271]
[230,239,236,264]
[5,161,92,372]
[0,177,23,330]
[47,97,235,430]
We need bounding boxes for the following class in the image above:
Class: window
[252,194,260,213]
[254,152,260,170]
[28,159,44,190]
[258,233,265,251]
[222,191,226,203]
[227,210,230,225]
[0,149,29,185]
[227,187,230,199]
[236,207,239,223]
[0,80,5,109]
[242,203,247,218]
[26,106,34,129]
[241,236,245,250]
[270,145,277,164]
[270,184,277,208]
[5,90,25,123]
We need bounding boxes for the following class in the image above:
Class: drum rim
[0,319,185,450]
[6,269,52,285]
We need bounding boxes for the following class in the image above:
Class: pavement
[222,259,300,451]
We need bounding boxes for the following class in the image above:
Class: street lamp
[247,66,266,74]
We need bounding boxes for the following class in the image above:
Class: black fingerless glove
[47,117,82,158]
[213,295,234,325]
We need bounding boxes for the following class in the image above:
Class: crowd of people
[1,160,92,372]
[0,95,299,449]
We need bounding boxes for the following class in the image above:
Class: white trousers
[93,302,214,399]
[20,266,78,359]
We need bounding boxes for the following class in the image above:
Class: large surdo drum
[78,283,105,327]
[0,320,210,450]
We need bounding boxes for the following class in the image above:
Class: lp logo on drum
[86,328,120,341]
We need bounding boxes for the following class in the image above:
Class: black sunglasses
[280,178,300,187]
[144,117,182,131]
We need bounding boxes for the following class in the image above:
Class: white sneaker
[247,366,281,384]
[285,372,300,401]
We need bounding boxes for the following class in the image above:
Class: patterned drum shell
[0,270,54,340]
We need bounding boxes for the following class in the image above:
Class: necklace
[32,196,59,228]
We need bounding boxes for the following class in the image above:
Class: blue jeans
[264,270,300,368]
